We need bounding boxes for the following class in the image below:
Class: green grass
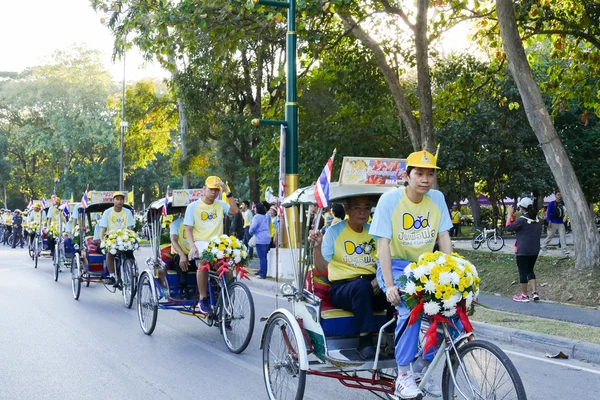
[472,307,600,346]
[456,249,600,307]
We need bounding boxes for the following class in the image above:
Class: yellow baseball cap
[113,191,125,199]
[406,150,440,169]
[205,176,223,189]
[33,203,41,209]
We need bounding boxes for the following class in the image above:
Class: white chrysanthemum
[100,241,105,248]
[423,301,441,316]
[225,247,232,254]
[234,255,241,263]
[438,272,453,285]
[468,262,479,278]
[466,291,474,306]
[241,250,248,258]
[424,280,436,294]
[412,265,428,279]
[427,261,436,270]
[404,266,413,277]
[109,248,117,255]
[216,251,225,259]
[435,255,447,265]
[211,247,219,254]
[405,281,417,295]
[449,272,460,285]
[211,236,221,244]
[442,307,457,317]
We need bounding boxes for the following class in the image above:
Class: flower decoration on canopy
[100,229,141,255]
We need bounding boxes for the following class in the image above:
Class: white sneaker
[395,371,424,399]
[415,370,442,398]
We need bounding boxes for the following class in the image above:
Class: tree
[496,0,600,269]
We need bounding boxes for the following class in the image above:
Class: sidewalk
[451,232,575,258]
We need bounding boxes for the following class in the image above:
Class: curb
[472,321,600,364]
[244,277,600,364]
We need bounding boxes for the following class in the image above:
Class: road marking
[504,349,600,375]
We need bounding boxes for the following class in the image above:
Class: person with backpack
[541,191,569,255]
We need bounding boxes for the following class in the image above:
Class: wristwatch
[226,192,233,198]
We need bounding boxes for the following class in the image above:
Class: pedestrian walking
[541,192,568,255]
[506,198,543,302]
[249,203,271,279]
[450,205,462,238]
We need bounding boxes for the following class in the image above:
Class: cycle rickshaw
[136,190,255,354]
[31,205,52,269]
[70,199,139,308]
[260,181,526,400]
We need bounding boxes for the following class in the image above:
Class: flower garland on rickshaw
[46,222,60,240]
[198,235,251,280]
[100,229,141,254]
[398,251,480,354]
[28,221,40,235]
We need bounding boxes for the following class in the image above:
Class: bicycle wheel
[71,255,81,300]
[53,245,59,282]
[137,272,158,335]
[220,281,255,354]
[33,240,39,269]
[8,234,14,248]
[471,233,482,250]
[442,339,527,400]
[263,312,306,400]
[487,235,505,252]
[121,259,136,308]
[28,238,34,259]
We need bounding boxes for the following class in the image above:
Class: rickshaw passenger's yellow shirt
[321,221,378,282]
[183,199,230,242]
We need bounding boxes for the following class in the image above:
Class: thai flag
[41,197,47,209]
[162,188,169,217]
[27,200,32,210]
[81,190,89,209]
[314,151,336,208]
[62,201,70,217]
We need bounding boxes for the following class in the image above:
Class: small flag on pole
[314,149,336,209]
[81,189,89,209]
[162,187,169,217]
[27,200,32,210]
[41,197,47,209]
[62,201,70,217]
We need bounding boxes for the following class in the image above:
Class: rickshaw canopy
[282,182,398,207]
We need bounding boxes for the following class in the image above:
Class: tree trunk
[338,12,421,151]
[496,0,600,269]
[177,97,190,189]
[415,0,435,153]
[468,191,481,228]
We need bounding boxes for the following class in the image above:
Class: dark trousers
[172,254,197,289]
[48,237,56,255]
[450,223,461,237]
[255,243,269,277]
[330,277,394,334]
[516,255,537,284]
[243,227,254,258]
[11,226,23,248]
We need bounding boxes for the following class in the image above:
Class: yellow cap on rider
[33,203,41,209]
[113,191,125,199]
[205,176,223,189]
[406,150,440,170]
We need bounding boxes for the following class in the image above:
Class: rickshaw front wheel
[71,255,81,300]
[137,272,158,335]
[263,312,306,400]
[121,259,136,309]
[220,281,255,354]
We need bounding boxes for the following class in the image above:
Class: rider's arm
[437,231,453,254]
[170,234,186,257]
[309,231,328,274]
[378,238,394,288]
[220,182,239,215]
[185,225,196,256]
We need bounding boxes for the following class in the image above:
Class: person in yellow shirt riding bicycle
[184,176,239,314]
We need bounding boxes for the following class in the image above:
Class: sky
[0,0,168,82]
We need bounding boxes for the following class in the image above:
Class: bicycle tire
[486,235,505,252]
[71,255,81,300]
[34,240,38,269]
[442,339,527,400]
[28,238,34,259]
[220,281,255,354]
[137,272,158,335]
[471,233,482,250]
[121,259,135,309]
[53,245,59,282]
[263,312,306,400]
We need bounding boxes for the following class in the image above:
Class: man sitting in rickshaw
[309,195,392,360]
[28,203,46,244]
[46,198,65,257]
[168,212,195,298]
[184,176,238,314]
[98,192,135,286]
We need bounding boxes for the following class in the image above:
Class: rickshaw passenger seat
[85,236,105,272]
[306,269,388,337]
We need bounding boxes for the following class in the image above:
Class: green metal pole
[285,0,298,196]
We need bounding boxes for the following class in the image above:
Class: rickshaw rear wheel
[220,281,255,354]
[71,255,81,300]
[137,272,157,335]
[121,259,136,309]
[34,241,39,269]
[28,238,34,259]
[53,245,59,282]
[263,312,306,400]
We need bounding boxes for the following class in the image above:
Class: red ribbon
[422,314,450,356]
[456,300,474,334]
[408,298,424,325]
[199,261,211,272]
[236,265,250,280]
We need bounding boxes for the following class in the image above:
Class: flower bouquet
[398,251,480,354]
[28,221,40,235]
[46,223,59,240]
[199,235,250,280]
[100,229,141,255]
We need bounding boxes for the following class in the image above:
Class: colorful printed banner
[89,191,129,204]
[172,189,205,207]
[338,157,407,186]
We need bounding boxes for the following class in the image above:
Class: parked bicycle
[471,227,504,251]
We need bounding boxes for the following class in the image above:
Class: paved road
[1,246,599,399]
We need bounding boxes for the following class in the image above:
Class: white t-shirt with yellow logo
[183,199,230,242]
[321,221,378,282]
[369,187,452,262]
